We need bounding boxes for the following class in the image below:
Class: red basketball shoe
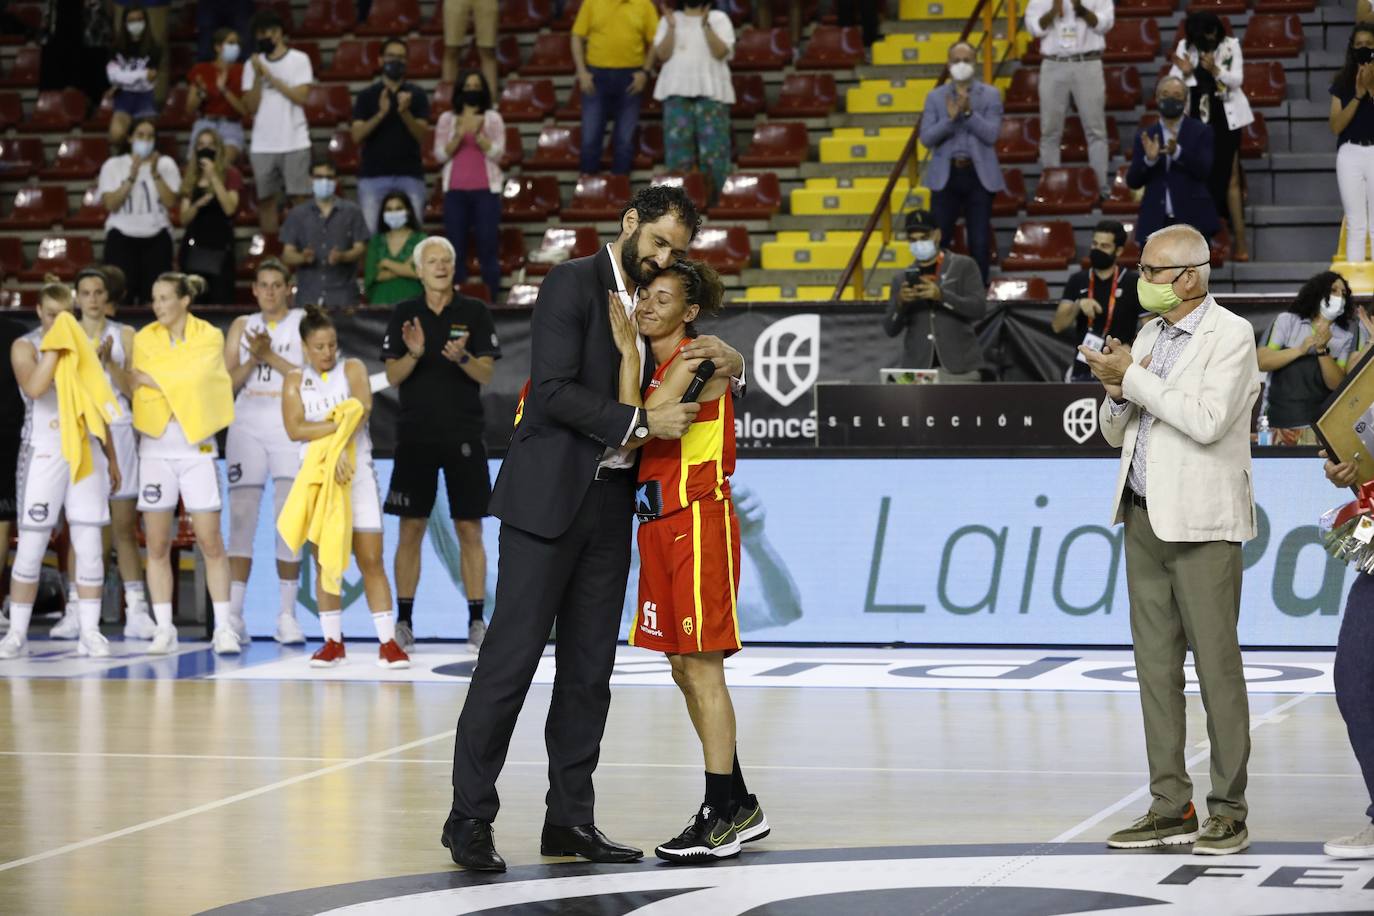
[377,639,411,669]
[310,640,346,668]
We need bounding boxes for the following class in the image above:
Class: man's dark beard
[620,227,659,288]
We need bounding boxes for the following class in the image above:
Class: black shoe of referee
[655,804,741,863]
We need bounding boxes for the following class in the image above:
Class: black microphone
[681,359,716,403]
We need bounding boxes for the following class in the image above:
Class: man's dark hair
[1094,220,1128,250]
[620,185,701,241]
[1291,270,1352,329]
[251,9,285,34]
[312,159,337,176]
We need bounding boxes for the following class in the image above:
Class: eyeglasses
[1138,261,1207,282]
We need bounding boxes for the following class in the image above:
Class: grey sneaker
[1325,822,1374,859]
[395,620,415,651]
[1193,815,1249,856]
[468,618,487,650]
[731,794,770,844]
[1107,804,1199,849]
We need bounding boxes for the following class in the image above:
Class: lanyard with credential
[1088,266,1118,336]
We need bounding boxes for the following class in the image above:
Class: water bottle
[1256,414,1272,446]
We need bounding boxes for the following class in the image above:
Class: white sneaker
[0,633,27,659]
[49,611,80,639]
[123,608,157,640]
[274,613,305,645]
[212,626,242,655]
[77,630,112,658]
[468,619,487,650]
[148,626,179,655]
[230,613,250,646]
[1326,823,1374,858]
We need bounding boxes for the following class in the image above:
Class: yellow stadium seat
[846,78,936,114]
[899,0,980,19]
[790,178,928,216]
[819,127,922,164]
[761,231,915,272]
[736,285,891,302]
[871,33,1012,65]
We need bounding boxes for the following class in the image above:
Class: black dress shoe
[442,814,507,872]
[541,823,644,863]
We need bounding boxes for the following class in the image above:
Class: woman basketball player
[281,306,408,669]
[609,259,769,863]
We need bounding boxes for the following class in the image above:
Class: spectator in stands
[242,9,314,235]
[1127,76,1219,243]
[919,41,1004,285]
[1024,0,1114,196]
[652,0,735,201]
[196,0,254,63]
[96,117,180,304]
[352,37,432,235]
[111,0,169,103]
[38,0,112,113]
[443,0,498,91]
[179,128,243,306]
[1258,270,1353,445]
[882,208,987,382]
[1332,26,1374,264]
[1168,11,1253,262]
[364,192,426,305]
[105,4,160,149]
[280,161,370,309]
[1052,220,1140,381]
[572,0,659,176]
[435,72,506,301]
[186,28,247,166]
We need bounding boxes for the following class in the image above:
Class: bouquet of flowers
[1321,480,1374,571]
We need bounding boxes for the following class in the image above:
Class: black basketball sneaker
[731,794,770,843]
[655,804,742,863]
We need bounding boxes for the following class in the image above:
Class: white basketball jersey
[19,329,61,450]
[89,319,132,422]
[236,308,305,404]
[300,360,371,462]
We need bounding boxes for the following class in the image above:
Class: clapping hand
[252,54,268,77]
[246,329,273,361]
[441,333,470,364]
[400,317,424,355]
[1173,52,1194,76]
[1141,130,1162,160]
[326,248,344,266]
[396,91,412,113]
[1079,335,1133,397]
[96,336,113,365]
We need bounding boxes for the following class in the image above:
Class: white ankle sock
[371,611,395,644]
[278,579,297,619]
[229,580,247,620]
[151,602,173,629]
[78,598,102,636]
[8,602,33,640]
[123,580,146,610]
[212,601,231,630]
[320,611,343,643]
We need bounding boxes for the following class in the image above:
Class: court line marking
[0,729,454,875]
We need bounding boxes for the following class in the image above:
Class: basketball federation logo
[754,313,820,407]
[682,618,693,637]
[1062,397,1099,445]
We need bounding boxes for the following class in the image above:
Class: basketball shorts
[630,498,742,656]
[17,444,112,531]
[109,422,139,501]
[226,418,300,490]
[384,438,490,519]
[350,459,384,532]
[138,454,222,513]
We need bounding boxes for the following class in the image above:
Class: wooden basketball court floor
[0,638,1365,915]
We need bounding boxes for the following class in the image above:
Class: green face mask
[1137,264,1204,315]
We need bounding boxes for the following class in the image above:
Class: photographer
[882,209,987,382]
[1052,220,1140,381]
[179,128,243,305]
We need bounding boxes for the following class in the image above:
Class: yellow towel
[131,314,234,443]
[277,399,365,595]
[40,312,122,482]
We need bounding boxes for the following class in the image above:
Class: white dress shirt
[1023,0,1114,57]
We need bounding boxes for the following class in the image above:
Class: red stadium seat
[0,237,24,279]
[500,125,524,170]
[987,277,1050,301]
[1254,0,1315,11]
[298,0,357,38]
[499,79,556,122]
[1104,67,1142,111]
[500,0,553,29]
[257,0,296,31]
[323,39,381,80]
[0,138,45,179]
[505,283,541,308]
[431,81,456,120]
[234,193,260,227]
[406,37,444,78]
[305,86,353,126]
[1005,69,1039,114]
[1059,116,1121,160]
[0,3,40,43]
[1103,19,1160,62]
[526,126,581,170]
[0,47,40,87]
[1027,167,1099,215]
[1210,223,1232,266]
[0,186,68,229]
[0,91,21,130]
[732,73,766,117]
[640,79,663,119]
[457,280,492,302]
[1241,14,1304,58]
[603,123,663,170]
[522,33,575,75]
[733,28,793,71]
[328,131,360,174]
[1243,61,1286,107]
[1001,220,1077,271]
[463,226,527,276]
[527,227,600,276]
[159,86,196,130]
[652,173,709,211]
[797,25,863,69]
[357,0,420,35]
[1241,112,1269,158]
[948,224,999,264]
[461,35,523,76]
[995,117,1038,163]
[992,168,1027,216]
[66,187,108,229]
[737,122,809,167]
[1115,0,1174,15]
[709,173,783,219]
[30,89,87,132]
[556,83,583,121]
[689,226,751,274]
[293,40,325,75]
[1188,0,1246,12]
[84,94,114,131]
[562,174,632,220]
[238,233,283,278]
[767,73,838,117]
[501,176,561,221]
[1101,165,1139,215]
[42,136,109,180]
[20,235,95,281]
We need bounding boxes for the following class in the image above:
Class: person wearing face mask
[351,37,432,236]
[1127,76,1220,243]
[195,0,255,64]
[178,128,243,305]
[280,162,370,309]
[105,5,160,150]
[652,0,736,201]
[1332,27,1374,263]
[364,192,426,304]
[882,208,987,382]
[186,29,247,166]
[918,41,1006,285]
[1053,220,1141,381]
[1079,223,1261,857]
[96,117,181,305]
[435,71,506,301]
[1257,271,1354,445]
[241,9,315,236]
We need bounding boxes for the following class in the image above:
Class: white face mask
[910,239,938,262]
[949,61,975,82]
[221,43,240,63]
[127,20,146,38]
[382,210,408,230]
[131,138,154,159]
[1321,296,1345,321]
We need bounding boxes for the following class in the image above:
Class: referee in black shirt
[382,236,500,650]
[1051,220,1142,382]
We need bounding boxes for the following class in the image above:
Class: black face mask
[1356,46,1374,65]
[195,147,216,162]
[1089,248,1116,271]
[1159,97,1186,119]
[1193,34,1218,52]
[461,89,485,108]
[382,60,406,82]
[257,36,276,55]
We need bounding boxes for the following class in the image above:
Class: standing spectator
[837,0,880,49]
[351,37,431,234]
[1024,0,1114,196]
[280,162,370,309]
[1169,11,1254,261]
[1127,76,1219,242]
[241,9,314,235]
[1052,220,1141,381]
[918,41,1005,284]
[653,0,735,200]
[179,128,243,305]
[196,0,254,63]
[39,0,112,113]
[435,72,506,300]
[442,0,498,91]
[186,28,247,166]
[97,117,180,304]
[1257,271,1354,444]
[1331,26,1374,263]
[572,0,659,176]
[364,192,426,305]
[111,0,169,103]
[105,4,159,149]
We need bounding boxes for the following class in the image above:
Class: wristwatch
[633,408,650,439]
[1316,346,1330,356]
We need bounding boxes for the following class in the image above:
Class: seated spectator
[105,4,160,148]
[1169,11,1253,262]
[364,192,426,305]
[242,9,315,235]
[653,0,735,201]
[96,117,180,304]
[280,161,370,309]
[178,128,243,305]
[1331,26,1374,264]
[1258,270,1354,445]
[1052,220,1140,381]
[919,41,1004,285]
[1127,76,1219,242]
[186,28,247,165]
[882,208,987,383]
[443,0,498,92]
[351,37,431,235]
[196,0,254,63]
[572,0,658,176]
[435,72,506,300]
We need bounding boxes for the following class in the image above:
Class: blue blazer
[1126,115,1220,240]
[919,81,1005,194]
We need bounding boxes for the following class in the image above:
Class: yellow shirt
[572,0,659,69]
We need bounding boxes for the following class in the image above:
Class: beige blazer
[1099,297,1261,543]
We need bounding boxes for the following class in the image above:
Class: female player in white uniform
[281,306,409,669]
[223,259,305,645]
[0,281,121,659]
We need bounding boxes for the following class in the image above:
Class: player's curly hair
[660,258,724,337]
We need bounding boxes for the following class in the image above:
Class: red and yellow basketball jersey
[638,339,735,517]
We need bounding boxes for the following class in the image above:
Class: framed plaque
[1316,346,1374,485]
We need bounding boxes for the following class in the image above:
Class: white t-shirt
[653,10,736,104]
[96,154,182,238]
[241,48,313,154]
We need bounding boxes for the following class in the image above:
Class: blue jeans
[357,176,428,236]
[932,164,994,284]
[580,67,641,175]
[443,189,502,301]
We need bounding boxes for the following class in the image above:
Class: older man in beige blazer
[1080,223,1261,857]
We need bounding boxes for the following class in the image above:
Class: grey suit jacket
[918,81,1006,194]
[883,250,987,374]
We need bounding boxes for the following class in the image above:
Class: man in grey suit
[918,41,1005,283]
[883,208,987,382]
